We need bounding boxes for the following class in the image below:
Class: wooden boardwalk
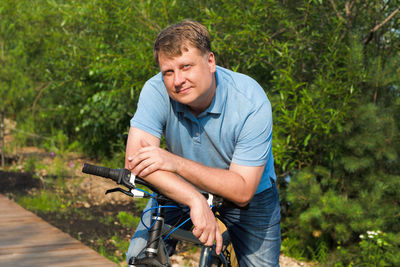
[0,194,118,267]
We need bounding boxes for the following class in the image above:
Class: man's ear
[208,52,216,73]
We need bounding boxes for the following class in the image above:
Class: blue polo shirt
[131,66,276,193]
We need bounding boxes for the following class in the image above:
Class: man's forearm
[174,155,260,206]
[142,169,205,208]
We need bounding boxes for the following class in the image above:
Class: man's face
[158,45,216,115]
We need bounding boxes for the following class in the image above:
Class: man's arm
[178,158,264,207]
[128,134,265,207]
[125,127,222,254]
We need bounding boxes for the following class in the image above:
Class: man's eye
[163,70,173,76]
[183,65,191,69]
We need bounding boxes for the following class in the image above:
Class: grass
[16,190,65,212]
[117,211,141,229]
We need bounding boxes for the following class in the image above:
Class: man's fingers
[192,227,202,238]
[193,224,219,249]
[200,233,209,244]
[204,233,215,247]
[193,226,209,242]
[135,160,159,177]
[214,227,222,255]
[127,155,134,170]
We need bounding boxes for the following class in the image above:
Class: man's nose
[174,71,185,87]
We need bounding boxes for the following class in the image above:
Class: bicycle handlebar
[82,163,127,183]
[82,163,160,194]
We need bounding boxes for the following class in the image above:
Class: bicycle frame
[129,200,231,267]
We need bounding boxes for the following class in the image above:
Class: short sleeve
[130,76,169,138]
[231,95,273,167]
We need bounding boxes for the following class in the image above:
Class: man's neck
[190,74,217,117]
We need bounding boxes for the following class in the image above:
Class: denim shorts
[127,180,281,267]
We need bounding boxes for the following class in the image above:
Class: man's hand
[127,139,178,177]
[190,197,222,255]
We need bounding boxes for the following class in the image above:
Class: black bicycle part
[210,230,232,267]
[82,163,132,186]
[146,207,164,257]
[129,256,168,267]
[82,163,164,196]
[105,187,134,197]
[129,203,171,267]
[130,202,189,267]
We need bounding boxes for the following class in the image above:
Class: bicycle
[82,163,239,267]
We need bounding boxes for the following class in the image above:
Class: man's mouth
[176,87,191,94]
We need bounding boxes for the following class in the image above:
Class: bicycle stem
[146,206,164,257]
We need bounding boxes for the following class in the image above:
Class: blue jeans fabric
[220,180,281,266]
[126,181,281,267]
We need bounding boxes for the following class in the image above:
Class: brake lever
[105,187,134,197]
[106,187,153,199]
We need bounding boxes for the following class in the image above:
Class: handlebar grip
[82,163,121,182]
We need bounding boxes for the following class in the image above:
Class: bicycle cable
[134,187,162,231]
[133,191,217,263]
[141,204,181,230]
[163,204,214,240]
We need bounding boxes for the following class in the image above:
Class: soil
[0,170,40,192]
[0,119,314,266]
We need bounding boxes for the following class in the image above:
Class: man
[125,20,281,266]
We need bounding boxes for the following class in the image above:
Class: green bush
[357,230,400,267]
